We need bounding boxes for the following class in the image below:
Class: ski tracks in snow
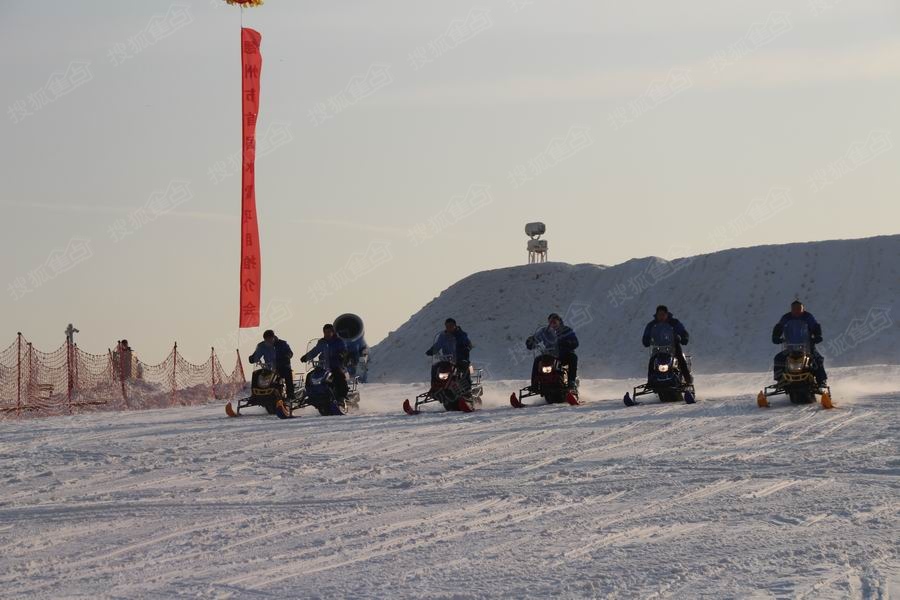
[0,377,897,598]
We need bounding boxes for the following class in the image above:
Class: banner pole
[16,332,21,415]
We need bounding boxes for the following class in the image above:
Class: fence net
[0,334,246,419]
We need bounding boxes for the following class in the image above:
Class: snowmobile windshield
[650,344,675,357]
[649,322,676,348]
[532,326,559,357]
[782,320,811,353]
[430,332,457,364]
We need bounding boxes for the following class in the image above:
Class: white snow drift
[368,234,900,382]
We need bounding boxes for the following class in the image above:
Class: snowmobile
[510,327,580,408]
[225,365,286,417]
[624,341,696,406]
[275,338,361,418]
[757,322,833,409]
[403,351,484,415]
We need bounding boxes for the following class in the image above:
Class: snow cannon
[525,222,546,237]
[334,313,368,382]
[525,222,548,263]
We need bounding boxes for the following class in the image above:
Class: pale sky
[1,0,898,364]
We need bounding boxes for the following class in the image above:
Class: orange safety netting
[0,334,246,419]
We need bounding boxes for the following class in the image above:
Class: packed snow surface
[2,366,898,598]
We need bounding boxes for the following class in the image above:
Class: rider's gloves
[525,336,535,350]
[425,348,434,356]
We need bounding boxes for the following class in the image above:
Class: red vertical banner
[240,27,262,328]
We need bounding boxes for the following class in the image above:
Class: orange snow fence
[0,333,246,419]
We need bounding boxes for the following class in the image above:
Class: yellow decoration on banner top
[225,0,264,7]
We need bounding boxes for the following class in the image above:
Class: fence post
[210,347,218,400]
[26,342,33,405]
[171,342,178,406]
[66,337,73,414]
[16,333,22,416]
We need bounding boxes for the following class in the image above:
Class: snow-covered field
[2,367,898,598]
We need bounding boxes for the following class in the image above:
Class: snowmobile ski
[623,392,640,407]
[565,391,581,406]
[275,400,297,419]
[225,402,238,417]
[510,393,524,408]
[402,399,420,415]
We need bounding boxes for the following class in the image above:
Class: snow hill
[369,235,900,383]
[2,368,898,597]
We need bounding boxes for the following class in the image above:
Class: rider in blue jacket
[301,324,350,399]
[772,300,827,384]
[642,306,693,384]
[425,318,473,386]
[249,329,295,399]
[526,312,580,390]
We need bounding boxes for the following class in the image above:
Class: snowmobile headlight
[541,365,553,374]
[657,364,670,373]
[787,357,806,373]
[438,371,450,380]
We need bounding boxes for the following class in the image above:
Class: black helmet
[262,329,275,339]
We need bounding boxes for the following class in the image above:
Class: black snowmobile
[624,323,696,406]
[226,366,286,417]
[510,326,580,408]
[403,347,483,415]
[276,338,361,418]
[757,322,833,409]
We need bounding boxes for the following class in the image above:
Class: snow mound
[369,235,900,382]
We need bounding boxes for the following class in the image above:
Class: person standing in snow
[301,324,350,400]
[115,339,134,381]
[249,329,295,399]
[527,312,579,390]
[425,318,473,386]
[642,305,693,384]
[772,300,827,385]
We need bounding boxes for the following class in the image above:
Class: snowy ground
[1,366,898,599]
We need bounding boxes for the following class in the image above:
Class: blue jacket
[642,314,689,347]
[426,328,472,363]
[249,338,293,370]
[773,311,822,345]
[529,325,579,357]
[303,336,348,371]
